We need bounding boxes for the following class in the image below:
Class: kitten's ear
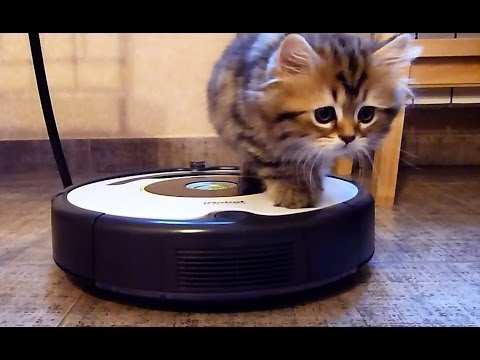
[274,34,318,76]
[372,33,422,67]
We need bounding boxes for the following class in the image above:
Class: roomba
[51,163,375,303]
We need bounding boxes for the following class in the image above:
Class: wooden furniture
[334,34,480,206]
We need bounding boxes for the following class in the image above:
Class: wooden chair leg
[371,107,406,207]
[333,156,353,177]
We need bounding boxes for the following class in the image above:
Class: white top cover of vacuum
[67,171,358,220]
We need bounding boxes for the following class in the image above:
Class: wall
[1,33,480,169]
[0,33,236,140]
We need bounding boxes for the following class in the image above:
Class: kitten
[207,33,421,209]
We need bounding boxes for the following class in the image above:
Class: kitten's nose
[339,135,355,145]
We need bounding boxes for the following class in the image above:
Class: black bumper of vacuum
[51,174,375,303]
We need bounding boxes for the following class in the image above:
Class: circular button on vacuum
[186,181,237,191]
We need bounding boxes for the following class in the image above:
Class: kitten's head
[257,33,421,166]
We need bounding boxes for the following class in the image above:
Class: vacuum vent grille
[175,243,293,292]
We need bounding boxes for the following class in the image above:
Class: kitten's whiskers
[309,148,324,188]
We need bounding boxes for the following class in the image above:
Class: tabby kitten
[207,33,421,209]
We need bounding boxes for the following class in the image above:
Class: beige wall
[0,33,236,140]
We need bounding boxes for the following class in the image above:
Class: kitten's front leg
[265,178,315,209]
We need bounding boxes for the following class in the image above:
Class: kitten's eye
[314,106,336,124]
[357,106,375,124]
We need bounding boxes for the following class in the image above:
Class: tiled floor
[0,167,479,327]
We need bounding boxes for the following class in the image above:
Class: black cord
[28,33,73,188]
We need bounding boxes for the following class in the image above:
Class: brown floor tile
[425,182,480,212]
[0,264,82,327]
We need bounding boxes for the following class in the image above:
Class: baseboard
[402,104,480,166]
[0,137,241,176]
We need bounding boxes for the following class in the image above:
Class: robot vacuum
[51,162,375,303]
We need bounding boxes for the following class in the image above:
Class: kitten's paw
[273,187,313,209]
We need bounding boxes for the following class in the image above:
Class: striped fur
[207,33,421,208]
